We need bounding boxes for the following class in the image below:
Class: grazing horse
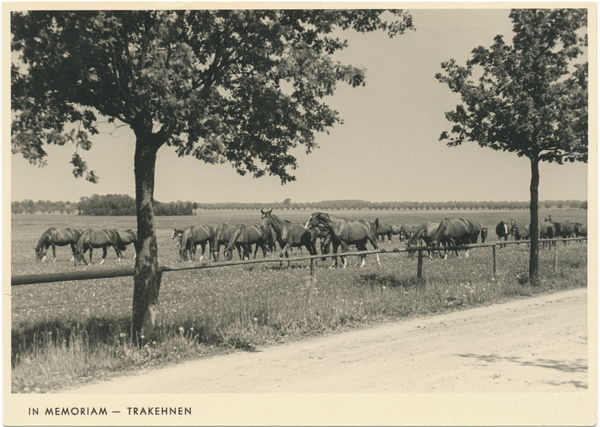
[430,218,481,259]
[212,224,241,261]
[35,227,83,262]
[392,225,407,242]
[554,221,574,244]
[540,220,556,248]
[495,221,513,248]
[113,229,137,258]
[405,222,440,259]
[74,229,122,266]
[225,224,270,261]
[181,225,215,262]
[261,210,317,262]
[573,222,587,238]
[304,212,380,268]
[376,221,394,243]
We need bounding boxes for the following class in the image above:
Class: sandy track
[66,288,588,393]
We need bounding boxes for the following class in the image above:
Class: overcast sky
[10,8,590,204]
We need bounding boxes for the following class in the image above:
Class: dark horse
[114,229,137,258]
[430,218,481,259]
[212,224,242,261]
[260,210,317,262]
[181,225,215,262]
[480,227,488,244]
[405,222,439,259]
[225,224,270,261]
[495,220,513,248]
[304,212,380,268]
[376,221,394,243]
[74,229,123,266]
[35,227,83,262]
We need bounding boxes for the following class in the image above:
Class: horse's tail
[375,218,380,231]
[115,231,127,251]
[227,226,243,251]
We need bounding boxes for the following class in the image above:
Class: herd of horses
[33,213,587,269]
[34,227,137,266]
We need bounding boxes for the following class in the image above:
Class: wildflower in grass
[179,326,184,335]
[120,333,126,338]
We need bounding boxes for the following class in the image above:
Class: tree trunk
[529,155,540,285]
[131,130,163,344]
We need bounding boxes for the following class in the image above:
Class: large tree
[11,10,414,340]
[435,9,587,283]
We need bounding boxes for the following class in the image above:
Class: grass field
[10,208,588,392]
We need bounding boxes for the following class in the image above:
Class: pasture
[10,208,588,392]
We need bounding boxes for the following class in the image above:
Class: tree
[12,10,414,341]
[436,9,587,283]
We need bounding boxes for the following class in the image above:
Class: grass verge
[12,242,588,393]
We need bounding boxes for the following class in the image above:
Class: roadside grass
[11,235,587,393]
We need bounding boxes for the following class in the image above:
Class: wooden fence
[11,237,586,287]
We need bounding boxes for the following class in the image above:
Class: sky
[9,8,591,205]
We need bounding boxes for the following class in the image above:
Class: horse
[225,224,270,261]
[573,222,587,238]
[304,212,380,268]
[495,221,512,248]
[376,221,394,243]
[480,227,488,244]
[540,220,556,248]
[180,225,215,262]
[405,222,440,259]
[213,224,242,261]
[260,210,317,263]
[34,227,83,262]
[554,221,574,244]
[392,225,407,242]
[430,218,481,259]
[113,229,137,258]
[74,229,123,266]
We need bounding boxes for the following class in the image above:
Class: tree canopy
[11,9,414,340]
[435,8,588,282]
[12,10,414,184]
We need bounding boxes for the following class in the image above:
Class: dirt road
[66,288,588,393]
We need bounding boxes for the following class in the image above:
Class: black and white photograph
[6,3,596,426]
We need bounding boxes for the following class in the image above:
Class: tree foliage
[11,9,414,340]
[435,9,588,282]
[436,9,587,163]
[12,10,414,183]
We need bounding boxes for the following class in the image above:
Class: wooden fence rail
[11,237,586,287]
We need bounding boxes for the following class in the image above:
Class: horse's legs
[99,247,108,264]
[114,245,122,262]
[51,244,58,262]
[70,243,76,262]
[198,243,205,262]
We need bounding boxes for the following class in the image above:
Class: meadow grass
[11,209,588,392]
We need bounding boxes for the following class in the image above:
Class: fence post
[310,257,316,281]
[492,244,497,280]
[417,248,424,283]
[553,240,559,271]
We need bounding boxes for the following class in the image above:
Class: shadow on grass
[358,273,422,289]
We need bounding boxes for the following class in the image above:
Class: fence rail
[11,237,587,287]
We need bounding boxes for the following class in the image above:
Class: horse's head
[73,249,86,267]
[481,227,488,243]
[34,246,44,261]
[304,213,324,230]
[260,210,273,228]
[224,245,234,261]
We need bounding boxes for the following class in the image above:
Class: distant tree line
[196,199,588,211]
[11,196,587,215]
[12,194,198,216]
